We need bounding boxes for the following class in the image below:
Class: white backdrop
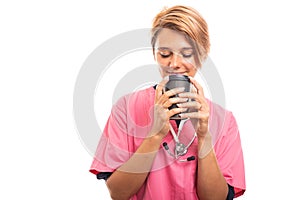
[1,0,300,199]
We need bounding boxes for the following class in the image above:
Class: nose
[169,54,182,69]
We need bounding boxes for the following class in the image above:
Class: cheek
[155,56,169,67]
[186,62,198,71]
[183,58,198,71]
[183,56,197,65]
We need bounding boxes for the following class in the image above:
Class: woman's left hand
[177,77,209,138]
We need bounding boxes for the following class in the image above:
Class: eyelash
[182,54,193,58]
[160,53,193,58]
[160,54,171,58]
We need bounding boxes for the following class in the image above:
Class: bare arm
[196,135,228,200]
[106,134,163,200]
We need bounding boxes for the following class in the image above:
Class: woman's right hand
[150,77,188,138]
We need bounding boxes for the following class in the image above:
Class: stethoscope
[162,118,197,162]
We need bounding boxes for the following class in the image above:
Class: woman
[90,5,246,199]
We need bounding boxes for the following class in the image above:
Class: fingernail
[178,87,185,91]
[178,113,186,118]
[181,108,188,112]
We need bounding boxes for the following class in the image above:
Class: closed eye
[160,53,172,58]
[156,47,194,58]
[181,49,194,58]
[158,49,172,58]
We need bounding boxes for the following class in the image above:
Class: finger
[177,101,202,110]
[164,87,185,98]
[178,92,206,106]
[163,97,189,108]
[168,107,188,118]
[179,111,209,121]
[155,76,169,101]
[178,92,208,109]
[157,87,186,107]
[189,77,204,96]
[178,92,198,99]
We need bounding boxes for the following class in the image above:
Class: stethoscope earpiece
[180,156,196,162]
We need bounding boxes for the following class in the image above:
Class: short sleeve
[89,88,154,176]
[214,112,246,198]
[89,96,133,175]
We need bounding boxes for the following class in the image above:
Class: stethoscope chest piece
[167,119,197,159]
[175,142,187,157]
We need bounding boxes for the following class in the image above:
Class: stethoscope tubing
[168,118,197,158]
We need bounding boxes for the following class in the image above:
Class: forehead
[155,28,192,49]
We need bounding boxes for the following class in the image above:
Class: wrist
[197,132,213,159]
[151,132,165,142]
[148,127,168,139]
[145,132,165,146]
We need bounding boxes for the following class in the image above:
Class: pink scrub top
[90,86,246,199]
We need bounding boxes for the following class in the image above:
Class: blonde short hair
[151,5,210,66]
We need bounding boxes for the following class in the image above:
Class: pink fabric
[90,87,246,199]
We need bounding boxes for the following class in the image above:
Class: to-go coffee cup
[164,74,191,119]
